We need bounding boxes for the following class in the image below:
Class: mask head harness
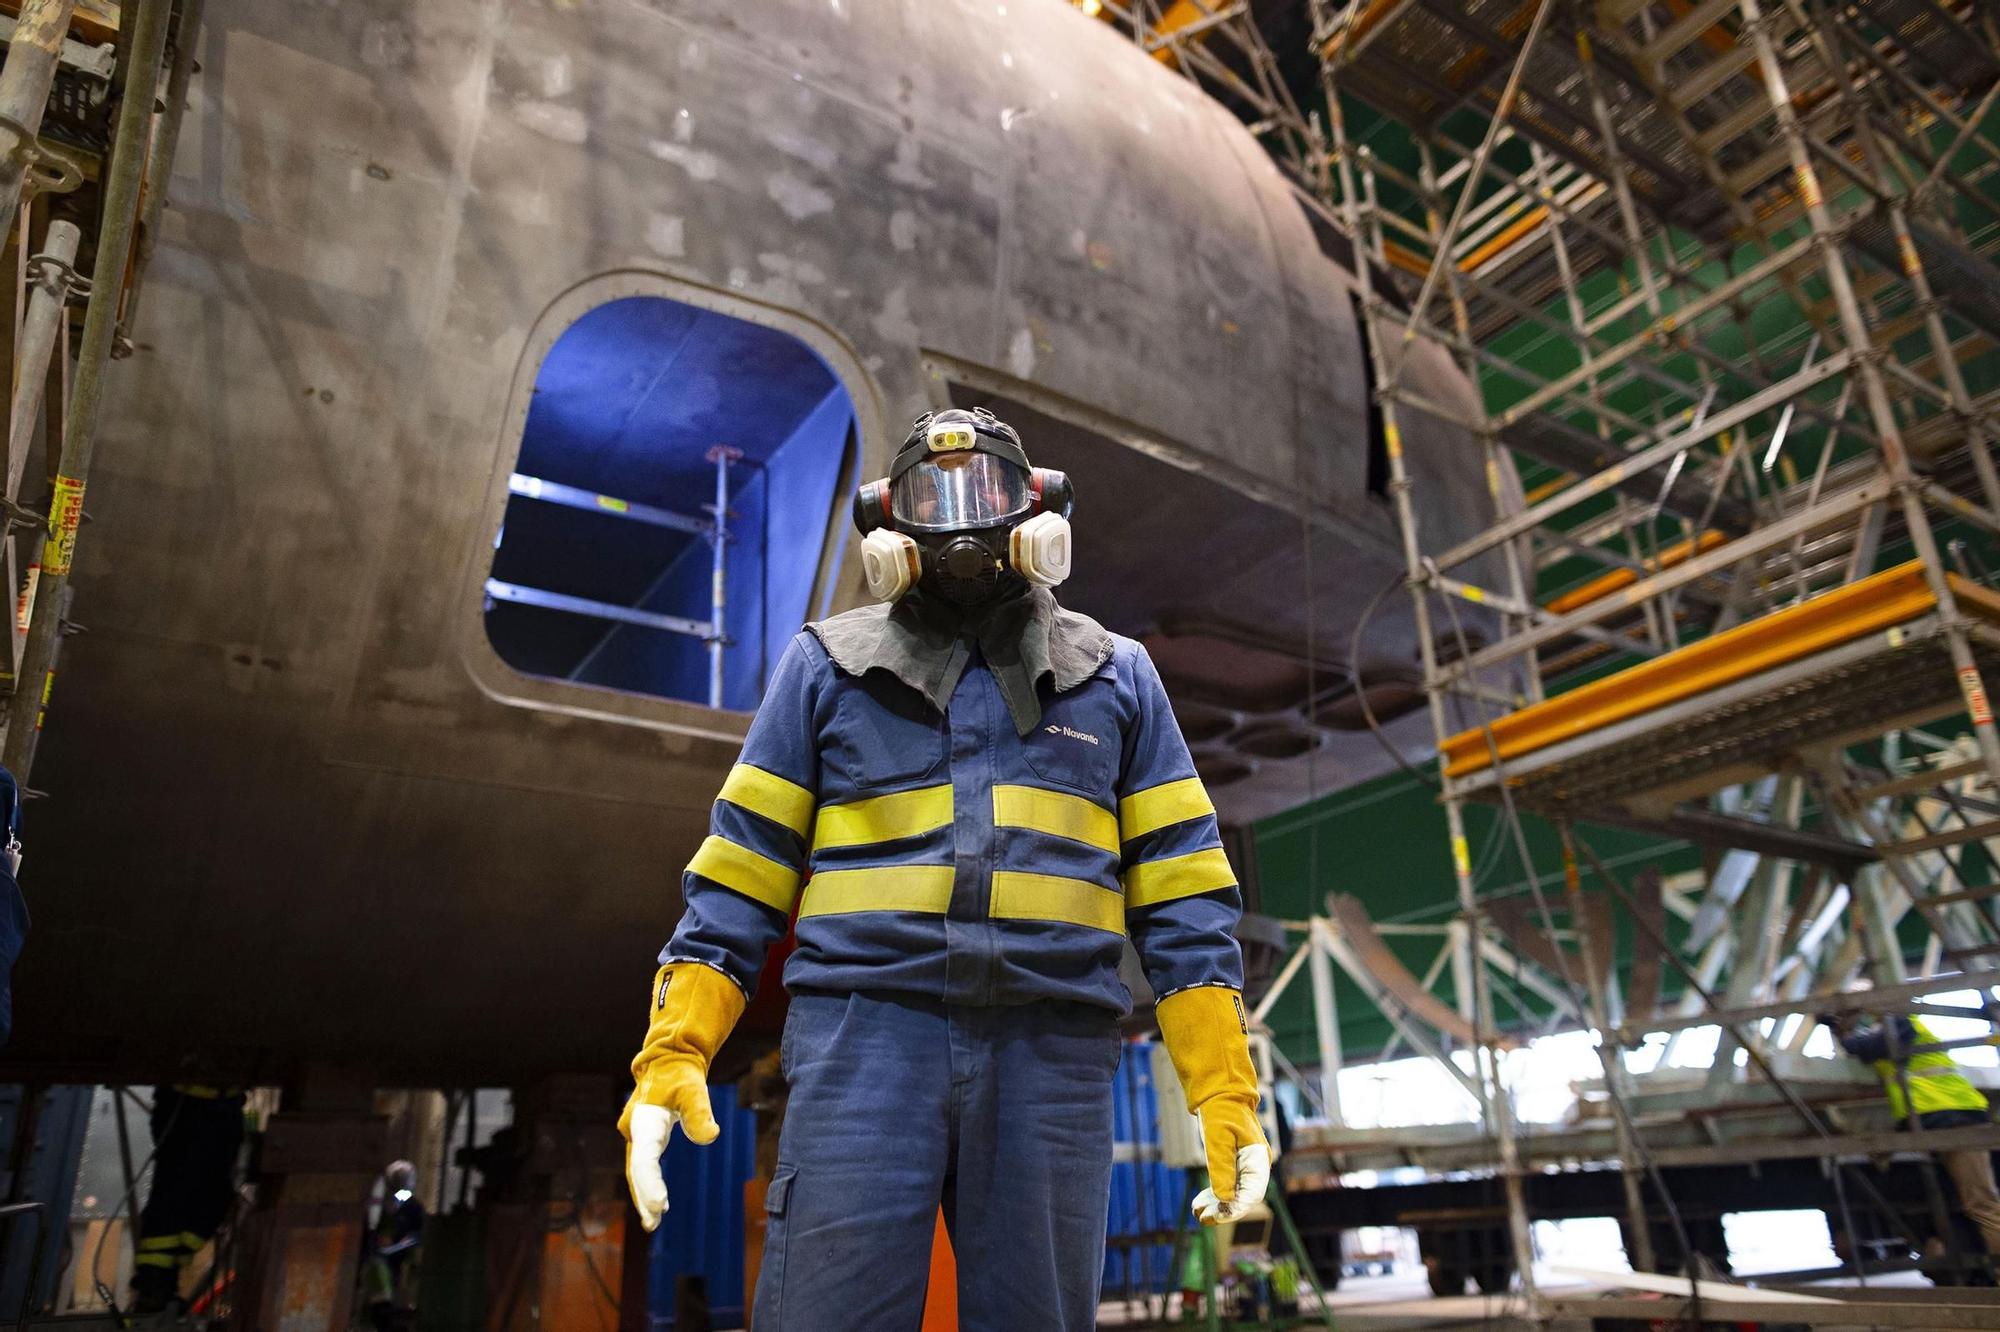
[853,407,1073,604]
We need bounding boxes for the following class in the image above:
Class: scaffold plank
[1442,561,2000,781]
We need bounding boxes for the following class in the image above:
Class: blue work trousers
[754,990,1119,1331]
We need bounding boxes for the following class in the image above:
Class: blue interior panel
[486,296,854,709]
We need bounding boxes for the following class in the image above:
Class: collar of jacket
[807,586,1112,735]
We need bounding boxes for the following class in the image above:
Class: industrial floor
[1094,1268,1586,1329]
[1094,1267,1954,1330]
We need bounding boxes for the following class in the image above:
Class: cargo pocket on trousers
[757,1167,795,1327]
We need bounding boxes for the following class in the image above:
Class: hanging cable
[1348,568,1437,787]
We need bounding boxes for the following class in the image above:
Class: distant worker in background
[128,1084,246,1316]
[1822,1010,2000,1259]
[619,407,1270,1329]
[358,1159,425,1332]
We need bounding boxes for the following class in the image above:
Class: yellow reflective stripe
[1123,846,1236,908]
[1907,1055,1987,1113]
[687,835,801,912]
[812,784,953,850]
[1118,777,1214,842]
[134,1253,179,1269]
[137,1235,182,1251]
[717,763,814,837]
[990,871,1125,935]
[993,784,1118,853]
[798,865,955,918]
[179,1231,208,1251]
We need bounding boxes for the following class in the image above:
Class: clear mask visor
[891,451,1029,532]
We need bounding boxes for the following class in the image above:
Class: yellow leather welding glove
[618,962,746,1232]
[1156,985,1273,1227]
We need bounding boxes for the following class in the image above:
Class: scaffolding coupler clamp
[0,117,83,200]
[0,496,40,534]
[24,251,86,302]
[1887,471,1925,502]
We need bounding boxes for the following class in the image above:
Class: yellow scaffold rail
[1543,530,1728,615]
[1443,559,2000,778]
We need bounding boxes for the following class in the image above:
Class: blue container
[648,1083,758,1329]
[1104,1039,1189,1296]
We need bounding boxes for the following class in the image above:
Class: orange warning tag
[1962,665,1993,726]
[44,474,84,575]
[14,561,38,632]
[1796,165,1823,212]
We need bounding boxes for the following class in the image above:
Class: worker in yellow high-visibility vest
[1823,1012,2000,1256]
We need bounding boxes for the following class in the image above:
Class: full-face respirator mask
[852,408,1074,605]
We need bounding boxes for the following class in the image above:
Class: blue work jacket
[662,615,1244,1012]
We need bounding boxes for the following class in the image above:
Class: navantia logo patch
[1045,723,1100,746]
[1233,993,1248,1034]
[657,971,673,1010]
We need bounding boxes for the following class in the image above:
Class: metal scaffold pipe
[2,0,172,778]
[6,220,76,501]
[120,0,203,335]
[6,219,81,680]
[0,0,76,230]
[1305,918,1345,1128]
[706,444,740,711]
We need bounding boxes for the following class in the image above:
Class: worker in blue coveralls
[618,407,1271,1330]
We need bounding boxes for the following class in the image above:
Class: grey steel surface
[3,0,1496,1086]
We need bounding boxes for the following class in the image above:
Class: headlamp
[927,419,977,453]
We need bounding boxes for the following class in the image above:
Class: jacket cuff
[661,955,753,1001]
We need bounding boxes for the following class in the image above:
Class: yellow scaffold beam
[1443,560,2000,778]
[1543,530,1727,616]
